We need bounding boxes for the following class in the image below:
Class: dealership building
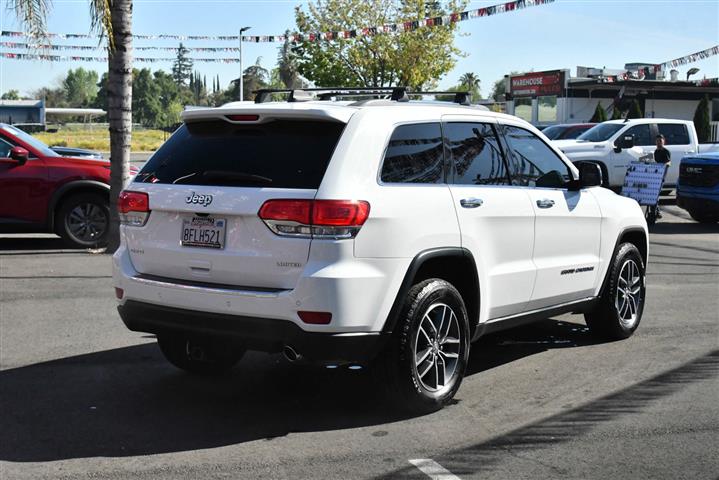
[503,67,719,140]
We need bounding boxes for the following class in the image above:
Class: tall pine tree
[172,43,193,86]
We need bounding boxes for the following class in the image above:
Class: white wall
[645,99,699,120]
[563,97,614,123]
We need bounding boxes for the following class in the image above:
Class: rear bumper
[118,300,388,365]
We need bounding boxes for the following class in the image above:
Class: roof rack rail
[252,87,471,105]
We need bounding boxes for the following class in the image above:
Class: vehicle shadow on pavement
[0,235,90,254]
[0,344,412,462]
[0,318,604,463]
[649,221,719,235]
[466,317,607,377]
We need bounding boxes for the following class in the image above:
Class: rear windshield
[136,119,345,188]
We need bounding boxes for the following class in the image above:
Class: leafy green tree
[132,68,163,127]
[611,105,623,120]
[627,99,643,119]
[693,95,711,143]
[241,58,270,100]
[1,90,21,100]
[490,73,519,102]
[293,0,466,89]
[172,43,193,87]
[34,86,67,107]
[589,101,607,123]
[277,30,305,88]
[62,67,99,107]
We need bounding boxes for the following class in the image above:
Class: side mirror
[9,147,29,165]
[614,134,634,152]
[578,162,603,188]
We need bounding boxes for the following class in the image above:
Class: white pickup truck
[553,118,719,189]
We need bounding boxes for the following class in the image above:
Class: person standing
[653,134,671,219]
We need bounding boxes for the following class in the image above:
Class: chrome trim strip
[485,296,597,324]
[131,273,289,298]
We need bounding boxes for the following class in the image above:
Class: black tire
[374,279,470,414]
[157,333,245,375]
[585,243,646,340]
[688,210,719,224]
[56,193,110,248]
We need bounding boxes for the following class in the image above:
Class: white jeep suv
[113,89,648,413]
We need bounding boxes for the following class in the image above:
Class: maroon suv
[0,123,135,248]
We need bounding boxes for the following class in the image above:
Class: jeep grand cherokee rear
[113,105,402,375]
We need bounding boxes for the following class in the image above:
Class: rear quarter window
[135,119,345,189]
[380,123,444,184]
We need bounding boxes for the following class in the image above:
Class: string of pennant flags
[0,52,241,63]
[658,45,718,71]
[0,41,241,52]
[0,0,554,45]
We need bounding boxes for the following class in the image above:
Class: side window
[658,123,690,145]
[380,123,444,184]
[625,124,653,146]
[445,122,508,185]
[0,138,13,158]
[501,125,571,188]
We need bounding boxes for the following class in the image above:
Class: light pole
[239,26,251,101]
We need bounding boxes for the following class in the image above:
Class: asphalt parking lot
[0,205,717,480]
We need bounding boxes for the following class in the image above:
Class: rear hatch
[125,112,347,289]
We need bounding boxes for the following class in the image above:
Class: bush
[627,99,643,119]
[693,95,711,143]
[589,102,607,122]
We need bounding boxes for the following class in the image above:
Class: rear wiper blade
[201,170,273,185]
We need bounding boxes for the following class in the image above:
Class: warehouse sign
[510,70,565,97]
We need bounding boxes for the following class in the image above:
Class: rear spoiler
[181,104,354,124]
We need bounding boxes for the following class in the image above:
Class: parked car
[114,90,649,413]
[677,151,719,223]
[50,146,104,159]
[0,123,136,248]
[552,119,719,189]
[541,123,596,140]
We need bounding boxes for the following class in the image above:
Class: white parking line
[409,459,462,480]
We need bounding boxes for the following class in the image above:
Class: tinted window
[136,120,345,188]
[0,137,12,158]
[625,124,653,146]
[540,125,566,140]
[381,123,444,184]
[445,123,508,185]
[658,123,690,145]
[577,123,623,142]
[0,125,58,157]
[563,126,592,139]
[501,125,570,188]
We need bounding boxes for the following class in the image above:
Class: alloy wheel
[413,303,462,392]
[66,203,108,244]
[615,259,643,328]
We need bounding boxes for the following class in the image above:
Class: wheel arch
[48,180,110,232]
[598,226,648,298]
[382,247,480,339]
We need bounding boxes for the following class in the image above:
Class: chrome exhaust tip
[283,345,301,363]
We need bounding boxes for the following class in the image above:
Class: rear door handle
[460,198,483,208]
[536,199,555,209]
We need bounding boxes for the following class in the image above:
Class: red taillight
[226,114,259,122]
[313,200,370,226]
[298,311,332,325]
[258,199,370,239]
[118,191,150,226]
[259,199,312,224]
[118,191,149,214]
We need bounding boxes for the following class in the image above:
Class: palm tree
[457,72,481,102]
[12,0,133,252]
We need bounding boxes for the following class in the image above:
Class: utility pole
[239,26,251,101]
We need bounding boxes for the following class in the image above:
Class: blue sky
[1,0,718,98]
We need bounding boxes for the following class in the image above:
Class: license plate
[181,217,226,249]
